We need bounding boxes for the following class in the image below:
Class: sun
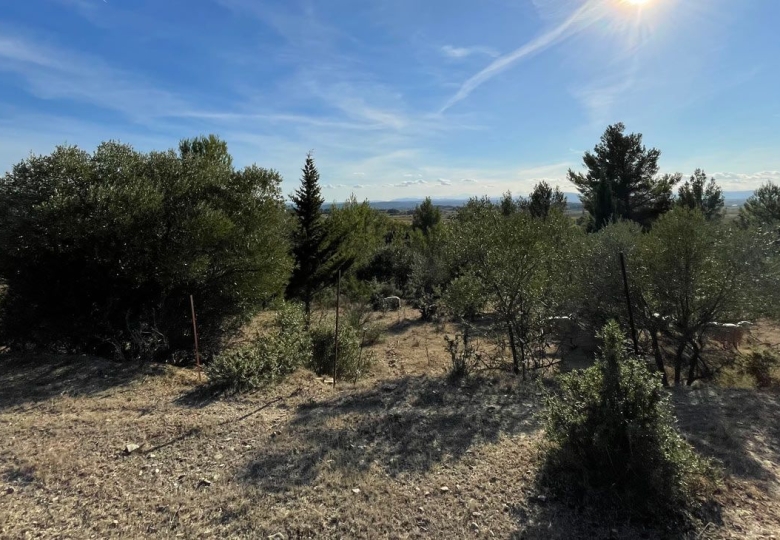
[624,0,652,4]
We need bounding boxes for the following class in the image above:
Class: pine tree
[739,182,780,227]
[676,169,724,220]
[411,197,442,235]
[568,123,679,231]
[522,181,567,219]
[287,153,342,319]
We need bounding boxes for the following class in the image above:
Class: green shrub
[542,321,714,520]
[442,273,485,321]
[309,323,374,382]
[206,303,310,392]
[740,348,780,388]
[0,137,291,358]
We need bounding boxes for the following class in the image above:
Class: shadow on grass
[241,374,541,492]
[673,387,780,488]
[0,352,155,410]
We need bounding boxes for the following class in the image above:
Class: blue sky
[1,0,778,201]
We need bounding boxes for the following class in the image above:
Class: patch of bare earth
[1,312,779,539]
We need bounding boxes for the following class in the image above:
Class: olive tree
[638,208,764,385]
[450,197,576,378]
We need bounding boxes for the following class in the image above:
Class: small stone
[470,522,479,531]
[197,478,212,487]
[535,495,547,503]
[5,487,14,495]
[439,486,449,493]
[352,488,361,494]
[148,453,156,459]
[124,443,140,455]
[267,534,286,540]
[472,511,482,518]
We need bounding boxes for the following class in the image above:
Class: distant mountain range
[360,191,754,211]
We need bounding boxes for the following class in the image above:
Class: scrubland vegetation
[2,123,780,538]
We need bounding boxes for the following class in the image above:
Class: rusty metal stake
[619,251,639,356]
[190,294,202,381]
[333,269,341,388]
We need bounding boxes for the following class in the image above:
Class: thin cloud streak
[440,0,606,112]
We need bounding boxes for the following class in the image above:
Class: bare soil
[1,311,779,539]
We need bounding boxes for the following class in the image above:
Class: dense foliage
[0,136,290,358]
[676,169,724,220]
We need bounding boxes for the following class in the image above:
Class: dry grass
[1,311,780,539]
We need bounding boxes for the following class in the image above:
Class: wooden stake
[190,294,202,381]
[619,251,640,355]
[333,269,341,388]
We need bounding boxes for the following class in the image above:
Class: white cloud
[710,171,780,190]
[440,45,499,59]
[438,178,452,185]
[353,184,365,188]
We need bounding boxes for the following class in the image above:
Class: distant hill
[363,191,754,211]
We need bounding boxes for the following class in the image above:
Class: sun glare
[625,0,651,5]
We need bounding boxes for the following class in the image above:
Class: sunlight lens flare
[624,0,652,5]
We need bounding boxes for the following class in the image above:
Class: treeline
[0,125,778,387]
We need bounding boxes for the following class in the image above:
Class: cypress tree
[287,153,343,319]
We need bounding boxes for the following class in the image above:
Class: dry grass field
[1,309,779,539]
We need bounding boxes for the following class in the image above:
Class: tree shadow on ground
[673,387,780,489]
[509,499,708,540]
[384,315,434,336]
[0,353,156,410]
[241,374,541,492]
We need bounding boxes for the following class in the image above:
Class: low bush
[541,321,714,521]
[740,348,780,388]
[309,323,374,383]
[442,273,485,322]
[206,303,310,392]
[444,328,482,380]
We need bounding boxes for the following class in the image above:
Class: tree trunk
[686,341,701,386]
[674,341,687,386]
[651,329,669,386]
[508,324,521,378]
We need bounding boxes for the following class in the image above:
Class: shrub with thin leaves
[206,303,310,392]
[309,323,374,383]
[739,348,780,388]
[542,321,714,521]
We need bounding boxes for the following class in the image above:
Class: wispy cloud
[441,0,606,112]
[0,30,188,121]
[440,45,499,59]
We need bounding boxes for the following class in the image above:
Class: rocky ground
[1,312,779,539]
